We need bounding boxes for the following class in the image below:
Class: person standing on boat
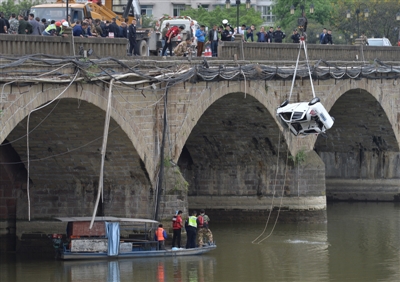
[186,210,197,249]
[197,209,213,246]
[172,210,183,248]
[154,224,168,250]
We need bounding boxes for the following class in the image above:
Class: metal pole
[66,0,69,22]
[357,11,359,38]
[236,0,240,35]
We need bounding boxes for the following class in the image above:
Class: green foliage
[273,0,332,29]
[329,0,400,44]
[141,14,155,28]
[162,157,189,195]
[163,157,172,168]
[180,6,263,29]
[289,149,307,166]
[0,0,43,17]
[273,0,400,45]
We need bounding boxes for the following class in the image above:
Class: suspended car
[276,97,334,136]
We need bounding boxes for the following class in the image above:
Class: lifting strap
[288,38,316,101]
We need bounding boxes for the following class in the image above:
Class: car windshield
[368,39,383,46]
[30,8,67,21]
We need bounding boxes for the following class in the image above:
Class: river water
[1,202,399,282]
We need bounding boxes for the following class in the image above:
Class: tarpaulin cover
[105,222,120,256]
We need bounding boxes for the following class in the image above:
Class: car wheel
[279,100,289,108]
[308,97,320,106]
[138,40,148,56]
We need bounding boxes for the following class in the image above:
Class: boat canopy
[55,216,159,224]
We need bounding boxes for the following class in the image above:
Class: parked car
[276,97,334,136]
[367,38,392,46]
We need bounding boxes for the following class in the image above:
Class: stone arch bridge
[0,58,399,244]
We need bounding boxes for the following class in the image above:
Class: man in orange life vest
[154,223,168,250]
[197,209,213,246]
[172,210,183,248]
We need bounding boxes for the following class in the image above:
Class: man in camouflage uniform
[8,14,19,34]
[173,36,192,57]
[197,209,214,246]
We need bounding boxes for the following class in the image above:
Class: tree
[141,14,155,28]
[330,0,400,44]
[272,0,332,30]
[0,0,43,17]
[180,6,263,29]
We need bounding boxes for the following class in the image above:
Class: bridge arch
[173,80,290,161]
[173,80,327,212]
[0,83,154,220]
[317,79,400,149]
[0,83,153,175]
[314,80,400,201]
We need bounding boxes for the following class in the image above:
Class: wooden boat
[53,216,216,260]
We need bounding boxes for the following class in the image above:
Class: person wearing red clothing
[161,25,184,56]
[172,210,183,248]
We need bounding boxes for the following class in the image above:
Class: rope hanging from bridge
[89,78,115,229]
[25,71,80,221]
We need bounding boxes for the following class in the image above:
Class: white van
[367,38,392,46]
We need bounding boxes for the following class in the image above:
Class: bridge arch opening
[314,89,400,201]
[0,98,153,226]
[177,92,294,209]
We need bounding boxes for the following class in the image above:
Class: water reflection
[60,255,216,282]
[216,223,330,282]
[2,203,400,281]
[327,202,400,282]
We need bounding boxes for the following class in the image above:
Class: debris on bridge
[0,55,400,86]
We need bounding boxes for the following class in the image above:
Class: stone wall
[0,34,128,58]
[219,41,400,62]
[1,61,400,246]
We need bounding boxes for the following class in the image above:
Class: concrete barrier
[0,34,128,58]
[218,41,400,62]
[1,34,398,62]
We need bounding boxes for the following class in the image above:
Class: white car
[276,97,334,136]
[367,38,392,46]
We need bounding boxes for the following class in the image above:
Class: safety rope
[252,129,283,244]
[26,71,79,221]
[288,42,303,101]
[90,78,114,229]
[303,41,316,98]
[252,139,290,244]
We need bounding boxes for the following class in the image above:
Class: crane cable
[288,39,316,101]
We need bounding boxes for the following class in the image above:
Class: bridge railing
[218,41,400,62]
[1,34,398,62]
[0,35,128,58]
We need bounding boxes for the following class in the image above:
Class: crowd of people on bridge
[0,12,133,39]
[0,10,342,58]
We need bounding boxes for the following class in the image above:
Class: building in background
[13,0,275,26]
[138,0,275,26]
